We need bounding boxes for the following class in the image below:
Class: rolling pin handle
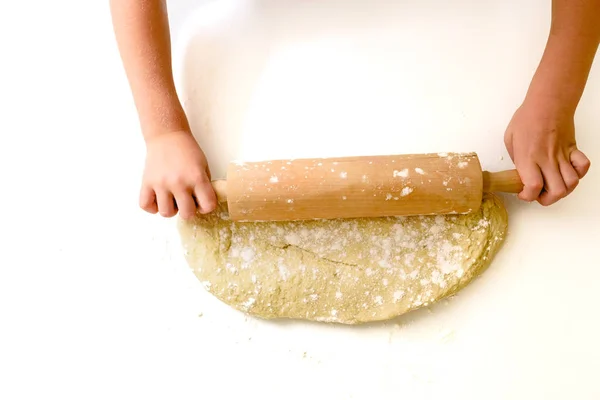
[482,169,524,194]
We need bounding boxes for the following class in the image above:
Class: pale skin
[110,0,599,220]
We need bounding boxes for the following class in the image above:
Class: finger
[558,155,579,195]
[538,163,568,206]
[156,190,177,218]
[570,149,591,179]
[139,186,158,214]
[194,181,218,214]
[174,189,197,220]
[516,162,544,202]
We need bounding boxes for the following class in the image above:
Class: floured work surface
[178,194,508,324]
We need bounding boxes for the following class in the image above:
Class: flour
[242,297,256,309]
[393,168,409,178]
[240,247,255,262]
[401,187,414,196]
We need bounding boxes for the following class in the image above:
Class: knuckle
[160,175,185,188]
[541,199,555,207]
[532,154,548,165]
[180,211,196,220]
[139,199,156,212]
[538,196,552,207]
[525,180,543,192]
[156,178,168,188]
[566,178,579,191]
[520,194,534,202]
[199,199,217,214]
[206,199,217,210]
[194,172,209,185]
[141,204,157,213]
[553,188,567,199]
[172,178,187,188]
[160,210,176,218]
[178,205,197,220]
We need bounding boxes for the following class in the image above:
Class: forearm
[110,0,189,141]
[525,0,600,113]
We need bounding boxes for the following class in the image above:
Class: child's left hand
[504,98,591,206]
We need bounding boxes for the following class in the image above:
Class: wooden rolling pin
[210,152,523,222]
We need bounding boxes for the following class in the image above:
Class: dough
[177,194,508,324]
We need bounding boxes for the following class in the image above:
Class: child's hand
[140,131,217,219]
[504,99,591,206]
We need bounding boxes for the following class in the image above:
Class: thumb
[570,148,591,179]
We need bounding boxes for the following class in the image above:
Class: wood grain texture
[217,152,485,221]
[483,170,523,193]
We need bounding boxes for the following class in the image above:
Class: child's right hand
[139,131,217,220]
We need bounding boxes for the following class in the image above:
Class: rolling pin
[210,152,523,222]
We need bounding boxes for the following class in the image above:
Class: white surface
[1,0,599,399]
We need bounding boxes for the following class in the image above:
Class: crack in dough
[177,194,508,324]
[268,243,361,268]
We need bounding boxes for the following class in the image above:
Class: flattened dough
[178,194,508,324]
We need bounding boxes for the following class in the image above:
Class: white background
[1,0,599,399]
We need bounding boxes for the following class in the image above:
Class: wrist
[523,30,596,116]
[524,71,579,117]
[139,97,191,141]
[522,84,576,119]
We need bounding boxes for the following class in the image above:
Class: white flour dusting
[393,169,409,178]
[180,194,507,324]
